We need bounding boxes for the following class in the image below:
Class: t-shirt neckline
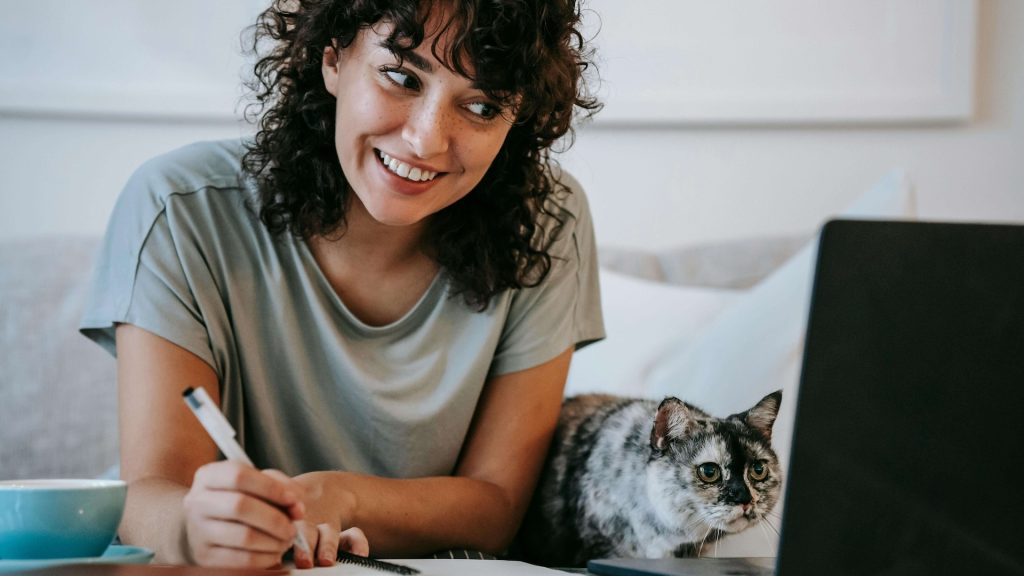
[293,235,447,336]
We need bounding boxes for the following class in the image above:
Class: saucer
[0,545,154,573]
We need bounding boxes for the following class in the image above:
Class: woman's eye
[383,68,420,90]
[749,461,769,481]
[465,101,501,120]
[696,463,722,483]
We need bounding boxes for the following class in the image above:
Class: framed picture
[583,0,977,125]
[0,0,977,126]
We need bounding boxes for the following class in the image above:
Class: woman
[80,0,602,568]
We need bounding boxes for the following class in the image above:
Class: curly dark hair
[242,0,600,308]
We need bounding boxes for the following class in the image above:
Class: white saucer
[0,545,154,573]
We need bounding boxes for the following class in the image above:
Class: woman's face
[322,20,515,229]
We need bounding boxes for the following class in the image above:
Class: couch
[0,171,915,558]
[1,235,119,480]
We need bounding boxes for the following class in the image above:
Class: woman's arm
[296,346,574,557]
[119,320,572,562]
[116,324,307,567]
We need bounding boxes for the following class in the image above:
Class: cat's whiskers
[756,518,774,550]
[680,509,711,539]
[739,507,780,555]
[696,525,714,557]
[762,515,781,539]
[682,510,711,556]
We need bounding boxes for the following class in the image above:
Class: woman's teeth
[378,151,438,182]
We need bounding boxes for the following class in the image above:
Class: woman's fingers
[184,461,308,568]
[339,526,370,557]
[292,524,369,570]
[195,462,303,511]
[183,461,360,571]
[186,489,297,543]
[315,523,341,566]
[262,468,307,520]
[189,517,290,553]
[190,541,284,569]
[291,521,317,569]
[185,513,291,568]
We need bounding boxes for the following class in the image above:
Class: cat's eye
[749,461,769,481]
[696,463,722,483]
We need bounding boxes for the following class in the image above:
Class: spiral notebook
[290,559,566,575]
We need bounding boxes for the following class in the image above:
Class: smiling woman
[77,0,604,570]
[245,0,600,309]
[321,20,515,230]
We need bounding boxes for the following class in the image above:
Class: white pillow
[644,170,917,557]
[565,269,739,398]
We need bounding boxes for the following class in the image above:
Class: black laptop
[589,219,1024,576]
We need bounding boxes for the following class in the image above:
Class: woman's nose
[402,98,451,159]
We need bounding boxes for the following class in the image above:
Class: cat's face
[647,392,783,539]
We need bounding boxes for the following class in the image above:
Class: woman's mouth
[377,150,439,182]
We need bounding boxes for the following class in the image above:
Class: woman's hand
[182,461,306,568]
[290,471,370,569]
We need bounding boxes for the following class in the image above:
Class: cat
[517,391,783,567]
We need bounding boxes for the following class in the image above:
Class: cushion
[600,235,809,290]
[565,270,740,398]
[568,235,812,399]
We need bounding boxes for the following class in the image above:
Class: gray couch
[0,233,805,481]
[1,236,118,480]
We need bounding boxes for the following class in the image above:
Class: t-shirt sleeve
[79,153,220,372]
[488,172,605,376]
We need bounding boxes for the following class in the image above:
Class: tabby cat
[518,391,783,567]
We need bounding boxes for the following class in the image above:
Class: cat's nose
[725,482,752,505]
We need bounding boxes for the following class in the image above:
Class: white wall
[1,1,1021,249]
[558,0,1024,249]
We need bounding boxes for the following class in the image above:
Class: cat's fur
[518,391,783,567]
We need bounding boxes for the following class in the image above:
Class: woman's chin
[363,205,430,228]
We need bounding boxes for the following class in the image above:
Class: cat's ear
[651,397,696,453]
[742,390,782,442]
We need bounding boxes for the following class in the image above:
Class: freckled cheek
[338,91,403,131]
[459,137,508,173]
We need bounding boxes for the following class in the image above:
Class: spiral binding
[336,550,421,575]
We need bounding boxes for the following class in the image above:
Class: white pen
[182,386,312,557]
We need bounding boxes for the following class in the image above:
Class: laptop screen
[776,220,1024,575]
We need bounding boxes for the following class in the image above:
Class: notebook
[2,560,565,576]
[289,559,567,575]
[590,219,1024,576]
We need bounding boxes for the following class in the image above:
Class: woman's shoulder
[105,139,262,254]
[112,139,256,231]
[126,139,250,199]
[547,166,590,218]
[537,166,595,243]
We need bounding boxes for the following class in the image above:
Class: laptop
[589,219,1024,576]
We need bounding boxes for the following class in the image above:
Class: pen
[182,386,312,557]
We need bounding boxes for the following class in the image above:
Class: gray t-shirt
[80,139,604,479]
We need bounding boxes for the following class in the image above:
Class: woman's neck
[305,195,439,326]
[313,194,431,273]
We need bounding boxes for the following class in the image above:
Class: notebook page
[291,559,567,575]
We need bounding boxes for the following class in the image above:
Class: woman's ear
[322,45,340,96]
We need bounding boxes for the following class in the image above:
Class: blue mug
[0,479,126,560]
